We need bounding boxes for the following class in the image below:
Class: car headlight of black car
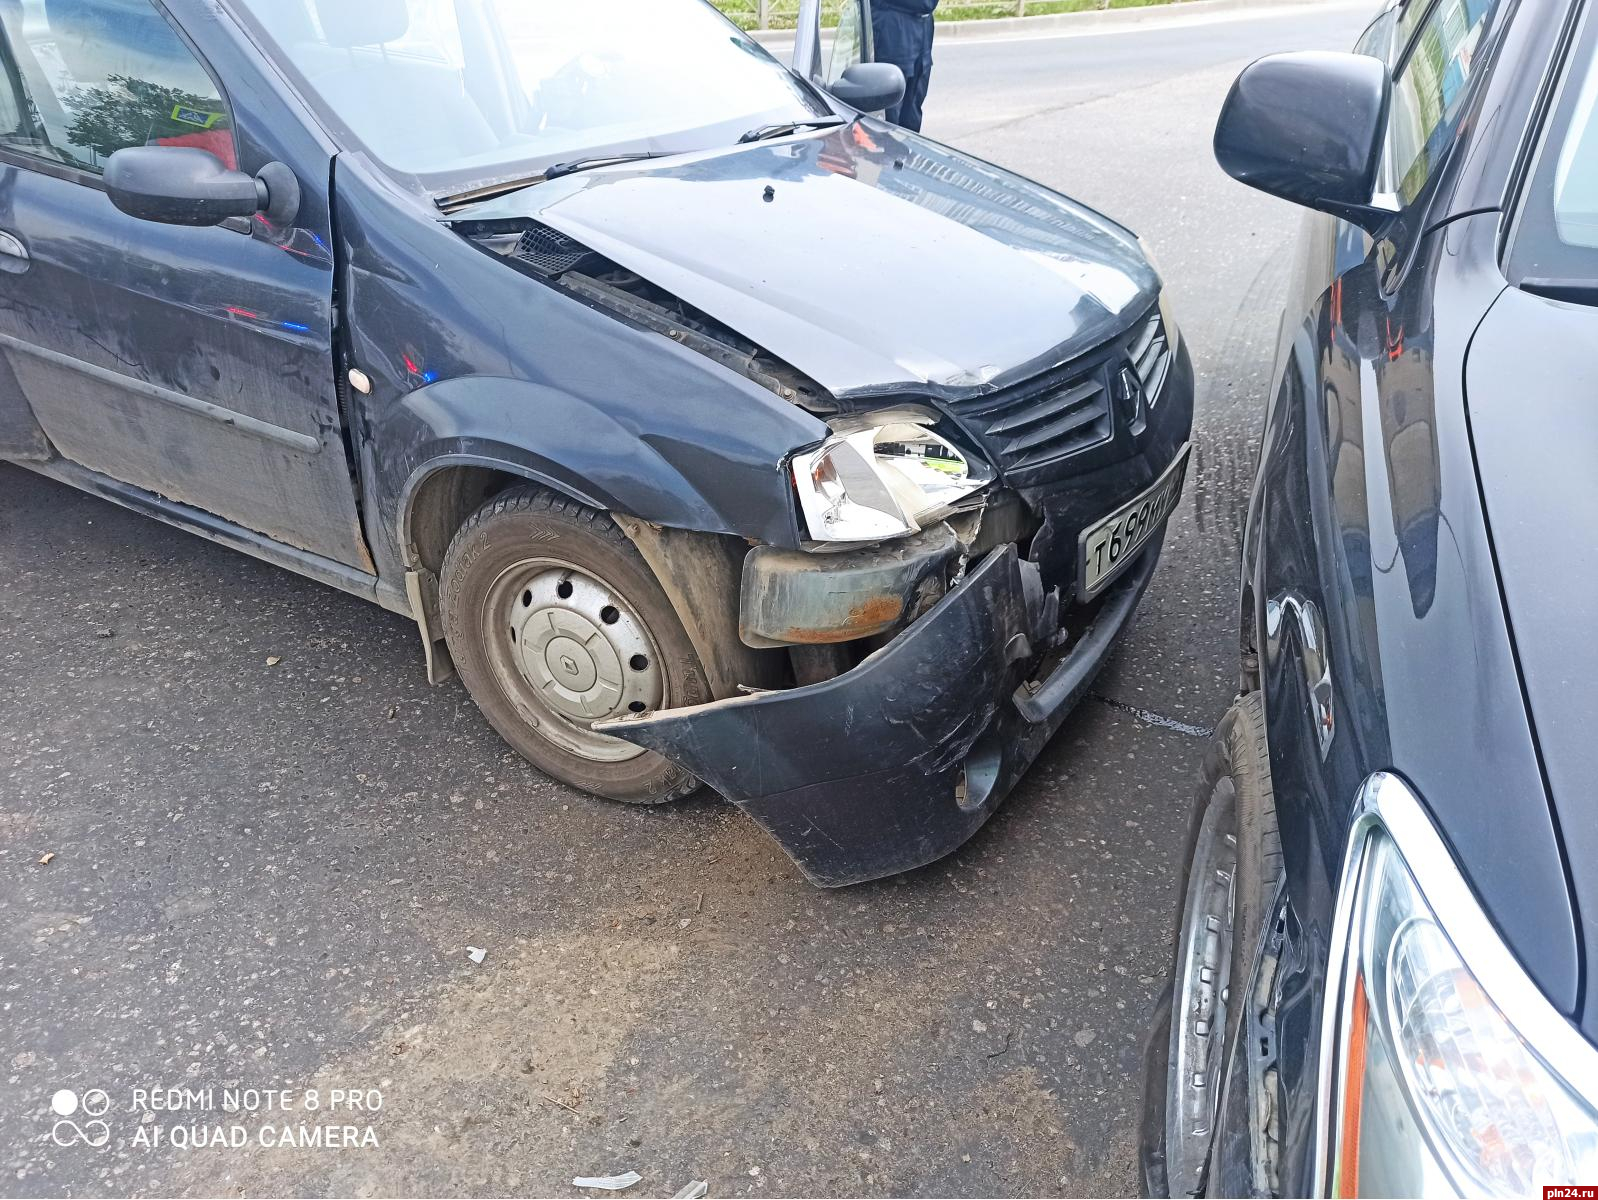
[790,410,993,544]
[1325,773,1598,1197]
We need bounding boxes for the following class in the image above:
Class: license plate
[1078,444,1191,600]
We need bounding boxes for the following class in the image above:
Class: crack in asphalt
[1089,693,1214,738]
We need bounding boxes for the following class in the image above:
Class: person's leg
[870,8,915,125]
[898,60,931,130]
[895,23,933,132]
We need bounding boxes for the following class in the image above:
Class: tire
[1161,692,1281,1196]
[440,486,708,805]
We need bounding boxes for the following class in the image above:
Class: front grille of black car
[1128,305,1172,416]
[946,305,1169,479]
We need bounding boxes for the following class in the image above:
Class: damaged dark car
[0,0,1193,884]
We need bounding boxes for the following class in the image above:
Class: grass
[711,0,1188,30]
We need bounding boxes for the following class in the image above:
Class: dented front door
[0,2,370,570]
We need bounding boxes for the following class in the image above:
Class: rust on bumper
[737,523,962,649]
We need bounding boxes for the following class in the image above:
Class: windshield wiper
[436,154,668,212]
[544,152,668,180]
[738,117,847,144]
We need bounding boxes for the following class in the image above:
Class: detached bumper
[601,535,1164,886]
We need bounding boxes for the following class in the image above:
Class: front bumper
[601,532,1166,886]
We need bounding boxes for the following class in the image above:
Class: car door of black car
[0,0,370,571]
[793,0,874,90]
[1238,0,1561,1192]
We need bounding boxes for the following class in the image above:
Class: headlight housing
[790,412,993,544]
[1326,774,1598,1197]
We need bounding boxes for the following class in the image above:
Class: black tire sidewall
[440,488,707,805]
[1161,691,1280,1196]
[1218,692,1280,1053]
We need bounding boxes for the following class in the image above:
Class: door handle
[0,230,29,273]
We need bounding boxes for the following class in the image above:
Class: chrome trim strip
[0,331,322,454]
[1313,771,1598,1195]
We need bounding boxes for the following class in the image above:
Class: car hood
[1467,284,1598,1035]
[453,121,1159,398]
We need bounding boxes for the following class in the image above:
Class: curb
[747,0,1334,45]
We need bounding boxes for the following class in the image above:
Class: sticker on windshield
[170,104,223,130]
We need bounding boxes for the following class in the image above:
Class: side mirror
[829,62,905,115]
[104,146,300,228]
[1214,51,1395,234]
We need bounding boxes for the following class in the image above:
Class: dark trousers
[871,8,934,132]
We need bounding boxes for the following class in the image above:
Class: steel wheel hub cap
[521,610,620,719]
[495,563,664,762]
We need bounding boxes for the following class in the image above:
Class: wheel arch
[400,452,607,581]
[382,373,815,581]
[398,452,786,702]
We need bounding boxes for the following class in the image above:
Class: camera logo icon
[49,1088,111,1148]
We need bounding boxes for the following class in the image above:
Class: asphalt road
[1,4,1371,1196]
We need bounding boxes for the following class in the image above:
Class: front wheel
[1163,692,1280,1196]
[440,486,707,805]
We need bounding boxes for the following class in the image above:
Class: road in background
[0,5,1370,1196]
[924,1,1375,142]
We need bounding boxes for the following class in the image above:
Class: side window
[1386,0,1498,204]
[0,0,235,175]
[825,1,866,88]
[1353,11,1396,65]
[0,18,29,141]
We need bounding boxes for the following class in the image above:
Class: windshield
[1506,5,1598,294]
[226,0,828,194]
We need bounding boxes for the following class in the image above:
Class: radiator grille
[1129,307,1171,409]
[945,305,1167,479]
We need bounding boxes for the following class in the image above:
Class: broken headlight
[791,414,993,544]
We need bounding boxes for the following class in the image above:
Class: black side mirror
[829,62,905,114]
[104,146,300,228]
[1214,51,1395,234]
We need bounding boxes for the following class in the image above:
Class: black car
[1145,0,1598,1194]
[0,0,1191,886]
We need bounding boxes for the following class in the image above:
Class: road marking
[1091,693,1214,738]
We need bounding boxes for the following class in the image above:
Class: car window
[0,22,28,141]
[1386,0,1498,204]
[1505,5,1598,293]
[0,0,233,175]
[1551,61,1598,250]
[1394,0,1442,58]
[1354,9,1397,65]
[824,0,866,87]
[224,0,828,198]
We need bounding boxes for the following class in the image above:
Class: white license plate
[1078,444,1191,599]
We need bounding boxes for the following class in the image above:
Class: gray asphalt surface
[1,4,1370,1196]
